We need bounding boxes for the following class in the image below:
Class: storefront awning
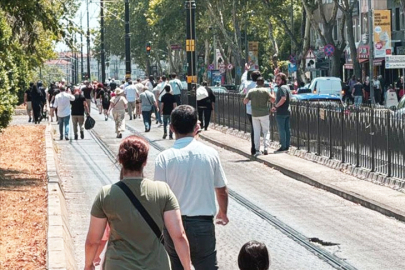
[344,59,384,69]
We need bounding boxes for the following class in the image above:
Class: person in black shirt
[82,81,93,113]
[197,81,216,131]
[160,85,177,139]
[352,78,364,108]
[71,86,89,140]
[24,85,33,122]
[99,85,111,121]
[31,82,45,124]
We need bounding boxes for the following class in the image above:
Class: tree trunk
[298,10,310,83]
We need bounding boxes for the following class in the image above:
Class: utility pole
[86,0,91,81]
[124,0,131,79]
[72,35,76,85]
[291,0,294,55]
[100,0,106,83]
[368,0,374,104]
[80,12,84,81]
[185,0,197,108]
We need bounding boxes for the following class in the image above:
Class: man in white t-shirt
[169,73,183,105]
[124,80,138,120]
[53,86,75,140]
[155,105,228,270]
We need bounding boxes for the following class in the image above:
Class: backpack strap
[115,181,164,245]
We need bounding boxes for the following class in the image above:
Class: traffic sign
[305,59,316,70]
[208,64,214,70]
[385,55,405,69]
[227,64,234,70]
[305,49,316,59]
[289,54,296,64]
[324,44,335,57]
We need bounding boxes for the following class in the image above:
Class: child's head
[238,241,270,270]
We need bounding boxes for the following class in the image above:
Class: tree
[0,0,78,130]
[302,0,346,77]
[335,0,361,80]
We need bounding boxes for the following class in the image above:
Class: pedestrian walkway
[199,126,405,222]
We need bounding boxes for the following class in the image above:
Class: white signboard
[305,59,316,70]
[386,91,399,108]
[385,55,405,69]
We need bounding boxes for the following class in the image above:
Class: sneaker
[169,135,173,140]
[117,133,122,138]
[133,114,136,119]
[130,117,132,120]
[253,151,261,157]
[28,118,32,123]
[263,150,268,155]
[156,120,159,124]
[80,131,84,139]
[60,135,63,140]
[274,147,287,153]
[163,134,167,139]
[65,135,69,141]
[105,116,108,121]
[74,134,78,140]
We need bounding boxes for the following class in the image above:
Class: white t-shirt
[240,70,257,115]
[124,84,138,102]
[53,91,75,117]
[154,137,228,216]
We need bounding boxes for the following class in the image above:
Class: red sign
[358,45,369,59]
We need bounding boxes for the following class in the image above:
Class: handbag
[115,181,164,245]
[84,115,96,130]
[145,93,157,112]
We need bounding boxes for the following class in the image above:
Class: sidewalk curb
[46,124,77,270]
[200,132,405,223]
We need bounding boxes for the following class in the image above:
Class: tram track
[89,124,357,270]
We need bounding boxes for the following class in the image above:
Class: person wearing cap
[243,76,271,156]
[108,86,128,138]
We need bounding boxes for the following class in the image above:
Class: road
[52,106,405,270]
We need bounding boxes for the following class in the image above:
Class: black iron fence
[183,90,405,180]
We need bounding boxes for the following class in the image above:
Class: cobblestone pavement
[46,105,405,270]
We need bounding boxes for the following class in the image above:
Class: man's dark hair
[162,75,167,81]
[171,73,177,79]
[171,105,197,135]
[276,73,287,85]
[164,85,171,92]
[238,241,270,270]
[128,80,132,84]
[251,71,261,82]
[202,81,208,86]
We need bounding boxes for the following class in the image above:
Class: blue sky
[56,0,100,52]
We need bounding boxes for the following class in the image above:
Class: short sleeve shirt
[276,85,291,115]
[353,83,363,96]
[110,96,128,110]
[91,178,178,270]
[245,87,270,117]
[25,89,32,102]
[140,91,156,112]
[161,93,176,115]
[82,87,93,99]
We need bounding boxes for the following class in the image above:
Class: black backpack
[103,91,111,103]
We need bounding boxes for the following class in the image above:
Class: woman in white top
[108,87,128,138]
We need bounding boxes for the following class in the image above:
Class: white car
[308,77,343,98]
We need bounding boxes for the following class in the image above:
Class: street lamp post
[124,0,131,79]
[100,0,106,83]
[368,0,375,105]
[185,0,197,108]
[86,0,91,81]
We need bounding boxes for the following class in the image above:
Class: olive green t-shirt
[91,177,179,270]
[245,87,271,117]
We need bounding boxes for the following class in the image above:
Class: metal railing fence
[182,90,405,180]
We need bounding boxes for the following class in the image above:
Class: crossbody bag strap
[115,181,164,245]
[145,93,154,106]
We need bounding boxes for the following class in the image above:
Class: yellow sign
[373,10,391,58]
[186,39,195,52]
[248,41,259,71]
[186,76,197,83]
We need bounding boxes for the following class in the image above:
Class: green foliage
[0,0,78,131]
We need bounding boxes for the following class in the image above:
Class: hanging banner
[248,41,259,71]
[373,10,391,58]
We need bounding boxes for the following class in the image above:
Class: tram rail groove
[89,125,357,270]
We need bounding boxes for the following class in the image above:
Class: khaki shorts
[26,101,32,111]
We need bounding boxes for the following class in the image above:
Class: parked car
[394,95,405,120]
[222,84,238,92]
[211,86,229,94]
[308,77,344,98]
[291,93,345,108]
